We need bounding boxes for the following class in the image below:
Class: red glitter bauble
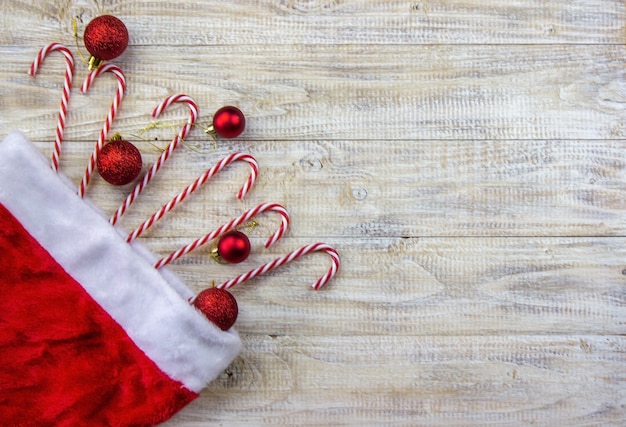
[217,231,251,264]
[212,106,245,138]
[96,139,142,185]
[84,15,129,61]
[193,288,238,331]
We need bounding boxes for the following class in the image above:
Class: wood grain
[3,44,626,142]
[21,138,626,239]
[0,0,624,425]
[1,0,625,45]
[148,236,626,337]
[166,335,626,426]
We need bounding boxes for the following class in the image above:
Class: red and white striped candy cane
[110,94,198,225]
[126,152,259,242]
[28,43,75,171]
[216,242,340,291]
[154,202,290,269]
[78,64,126,198]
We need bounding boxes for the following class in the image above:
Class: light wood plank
[20,138,626,238]
[144,236,626,337]
[163,335,626,426]
[2,44,625,142]
[1,0,625,45]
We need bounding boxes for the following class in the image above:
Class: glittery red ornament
[215,231,251,264]
[96,139,142,185]
[193,288,238,331]
[84,15,129,62]
[212,106,245,138]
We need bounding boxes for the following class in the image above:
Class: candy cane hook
[126,152,259,242]
[110,94,198,225]
[154,202,290,269]
[78,64,126,198]
[28,43,75,171]
[216,243,340,291]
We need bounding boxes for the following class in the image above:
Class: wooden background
[1,0,625,425]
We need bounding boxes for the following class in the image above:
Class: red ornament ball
[216,231,251,264]
[96,139,142,185]
[212,106,245,138]
[193,288,238,331]
[84,15,129,61]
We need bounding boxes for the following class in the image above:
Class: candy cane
[154,202,290,269]
[126,152,259,242]
[28,43,75,171]
[216,243,340,291]
[78,64,126,198]
[110,94,198,225]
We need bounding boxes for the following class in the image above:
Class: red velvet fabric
[0,203,198,426]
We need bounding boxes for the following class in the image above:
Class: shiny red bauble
[84,15,129,61]
[192,288,238,331]
[216,231,251,264]
[96,139,142,185]
[212,106,245,138]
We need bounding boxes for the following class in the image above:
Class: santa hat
[0,131,241,425]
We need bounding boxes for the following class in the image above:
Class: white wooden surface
[1,0,625,425]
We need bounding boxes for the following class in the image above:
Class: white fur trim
[0,131,241,393]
